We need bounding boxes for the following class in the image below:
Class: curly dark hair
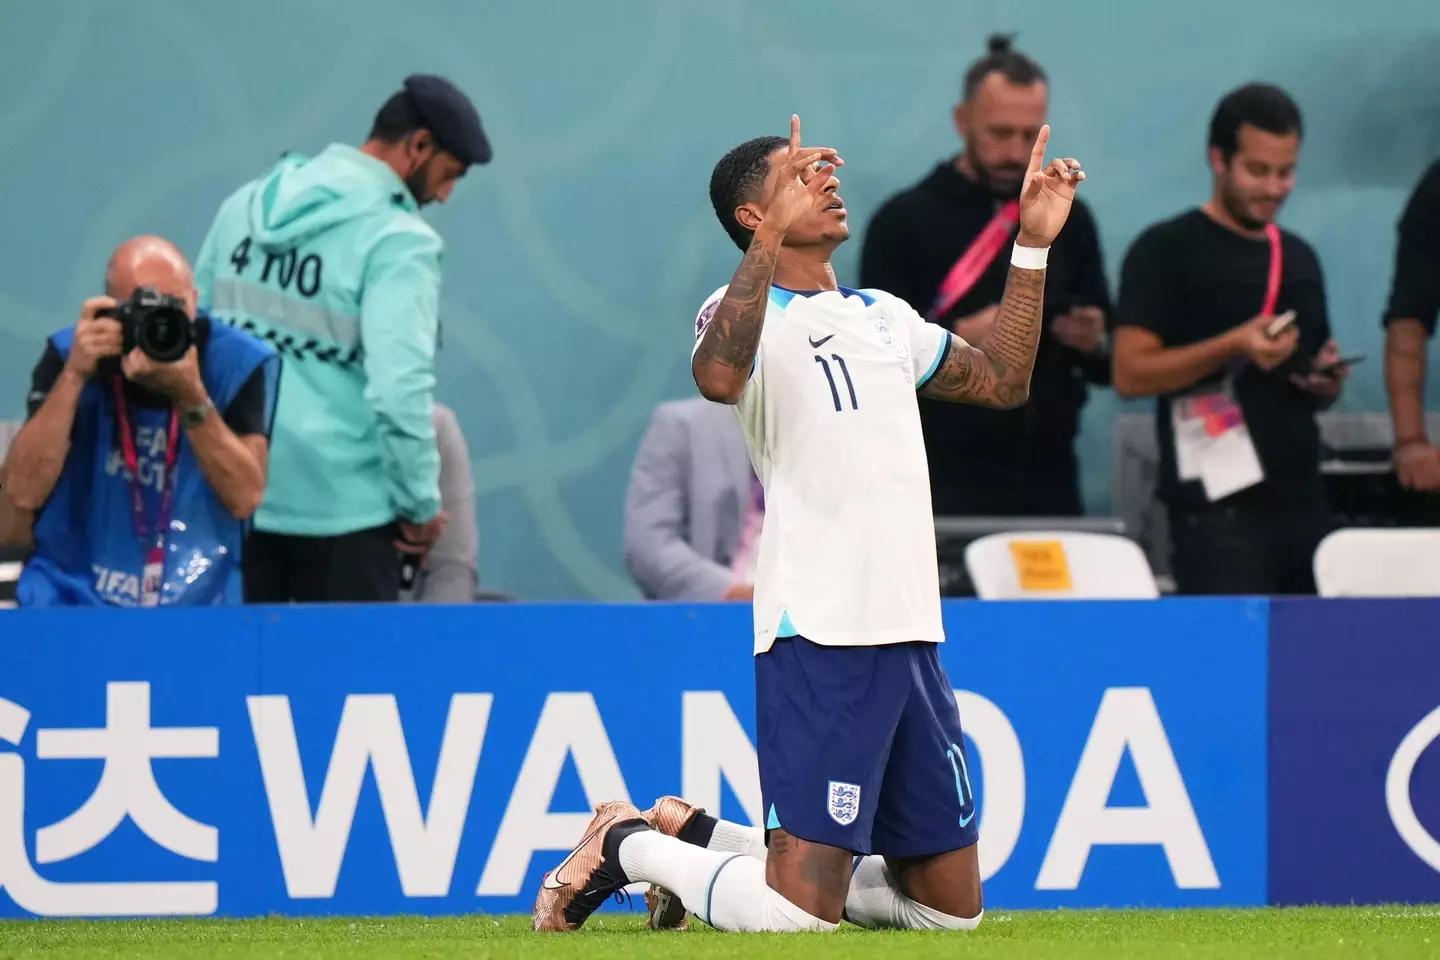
[709,135,788,251]
[1209,83,1303,161]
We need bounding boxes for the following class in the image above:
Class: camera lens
[137,305,192,363]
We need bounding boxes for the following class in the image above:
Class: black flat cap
[403,74,491,166]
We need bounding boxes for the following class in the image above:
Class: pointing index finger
[1026,123,1052,179]
[790,114,801,157]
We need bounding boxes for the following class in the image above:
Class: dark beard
[405,158,435,207]
[1221,185,1268,232]
[968,154,1026,199]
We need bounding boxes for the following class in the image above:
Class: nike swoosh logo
[809,335,835,348]
[541,816,612,889]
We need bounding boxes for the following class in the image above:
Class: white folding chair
[964,531,1159,600]
[1313,528,1440,598]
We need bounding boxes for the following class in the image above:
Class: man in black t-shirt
[1382,159,1440,490]
[860,35,1111,517]
[1114,84,1351,596]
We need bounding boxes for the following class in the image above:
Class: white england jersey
[692,283,955,654]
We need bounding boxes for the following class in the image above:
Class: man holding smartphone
[1113,83,1347,595]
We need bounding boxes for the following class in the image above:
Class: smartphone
[1318,354,1366,376]
[1265,310,1298,338]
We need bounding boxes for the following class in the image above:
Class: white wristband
[1011,242,1050,270]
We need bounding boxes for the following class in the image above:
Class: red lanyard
[928,199,1021,322]
[1227,223,1286,380]
[111,376,180,561]
[1260,223,1283,316]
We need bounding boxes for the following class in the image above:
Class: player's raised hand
[760,114,843,238]
[1017,124,1085,248]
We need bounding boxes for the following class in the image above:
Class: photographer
[4,236,278,606]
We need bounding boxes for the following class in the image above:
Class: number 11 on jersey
[814,354,858,412]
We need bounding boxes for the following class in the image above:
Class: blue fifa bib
[19,320,278,607]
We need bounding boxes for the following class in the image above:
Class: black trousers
[243,523,401,603]
[1168,494,1333,596]
[932,452,1084,518]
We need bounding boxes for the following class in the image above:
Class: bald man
[5,235,279,607]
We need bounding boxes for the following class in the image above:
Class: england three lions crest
[827,780,862,826]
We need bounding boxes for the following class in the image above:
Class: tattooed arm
[692,225,783,404]
[920,261,1047,409]
[692,115,842,404]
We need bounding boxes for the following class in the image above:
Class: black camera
[97,286,193,363]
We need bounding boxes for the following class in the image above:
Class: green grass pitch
[1,907,1437,959]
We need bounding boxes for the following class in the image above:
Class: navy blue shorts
[755,636,980,857]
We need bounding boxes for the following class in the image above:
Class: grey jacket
[408,403,479,603]
[623,397,754,600]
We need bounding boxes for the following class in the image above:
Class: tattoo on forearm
[923,264,1046,407]
[694,232,781,374]
[988,270,1044,371]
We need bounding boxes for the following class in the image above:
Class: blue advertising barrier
[0,599,1269,918]
[1268,598,1440,906]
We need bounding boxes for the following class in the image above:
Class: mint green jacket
[195,144,443,535]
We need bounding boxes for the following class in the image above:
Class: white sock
[619,829,837,932]
[707,819,768,861]
[843,855,983,931]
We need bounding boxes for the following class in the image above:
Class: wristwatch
[180,398,214,429]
